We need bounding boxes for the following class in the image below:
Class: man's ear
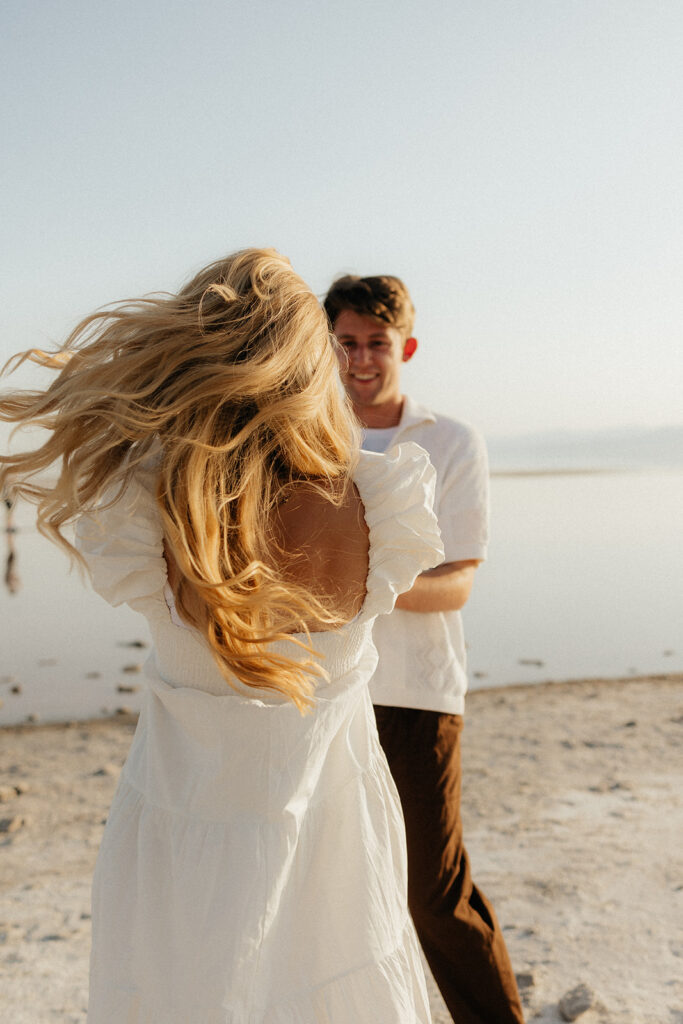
[402,337,418,362]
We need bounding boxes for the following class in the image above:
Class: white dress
[75,445,443,1024]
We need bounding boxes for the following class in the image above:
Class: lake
[464,468,682,688]
[1,468,682,725]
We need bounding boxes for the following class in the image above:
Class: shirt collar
[396,395,436,433]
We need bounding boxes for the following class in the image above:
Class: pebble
[559,982,594,1021]
[583,739,623,750]
[85,671,101,680]
[115,706,133,716]
[26,713,39,724]
[93,764,120,777]
[118,640,147,649]
[121,664,142,674]
[0,783,29,803]
[117,683,140,694]
[518,658,544,667]
[516,971,535,1005]
[10,684,21,694]
[0,816,27,834]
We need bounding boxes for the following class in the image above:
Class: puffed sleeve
[74,469,167,614]
[353,443,444,621]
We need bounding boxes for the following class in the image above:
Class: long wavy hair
[0,248,361,710]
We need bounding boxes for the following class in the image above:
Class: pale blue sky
[2,0,682,436]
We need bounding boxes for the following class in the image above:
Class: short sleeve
[353,443,444,621]
[74,470,167,613]
[435,423,489,563]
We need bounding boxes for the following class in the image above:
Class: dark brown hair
[323,275,415,340]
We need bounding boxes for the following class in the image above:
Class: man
[324,275,525,1024]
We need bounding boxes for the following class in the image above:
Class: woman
[0,249,442,1022]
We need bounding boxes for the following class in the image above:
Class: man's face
[333,309,408,413]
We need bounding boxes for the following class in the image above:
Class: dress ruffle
[354,443,444,621]
[74,470,166,613]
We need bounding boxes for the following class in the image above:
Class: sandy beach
[1,673,682,1023]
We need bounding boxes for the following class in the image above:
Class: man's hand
[394,560,480,613]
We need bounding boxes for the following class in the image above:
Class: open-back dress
[75,444,443,1024]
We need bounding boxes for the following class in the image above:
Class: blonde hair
[0,248,361,710]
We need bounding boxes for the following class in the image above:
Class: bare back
[270,481,370,632]
[163,481,370,634]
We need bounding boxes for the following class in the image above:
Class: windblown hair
[0,248,361,710]
[323,274,415,340]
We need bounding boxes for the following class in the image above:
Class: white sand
[1,674,682,1023]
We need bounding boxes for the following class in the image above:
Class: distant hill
[486,425,683,474]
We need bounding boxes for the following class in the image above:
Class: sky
[2,0,682,439]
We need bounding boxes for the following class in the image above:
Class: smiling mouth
[350,373,378,381]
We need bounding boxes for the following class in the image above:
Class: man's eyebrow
[336,331,391,340]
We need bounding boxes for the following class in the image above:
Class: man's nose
[350,344,372,366]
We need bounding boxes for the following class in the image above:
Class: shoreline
[3,671,682,732]
[1,673,682,1023]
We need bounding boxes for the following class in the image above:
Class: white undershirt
[362,426,399,454]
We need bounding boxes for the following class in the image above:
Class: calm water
[1,469,682,725]
[464,468,682,688]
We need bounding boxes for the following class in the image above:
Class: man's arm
[394,559,480,613]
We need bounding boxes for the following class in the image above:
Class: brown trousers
[374,706,525,1024]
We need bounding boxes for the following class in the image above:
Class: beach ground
[1,674,682,1023]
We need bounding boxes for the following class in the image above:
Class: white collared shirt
[365,396,490,714]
